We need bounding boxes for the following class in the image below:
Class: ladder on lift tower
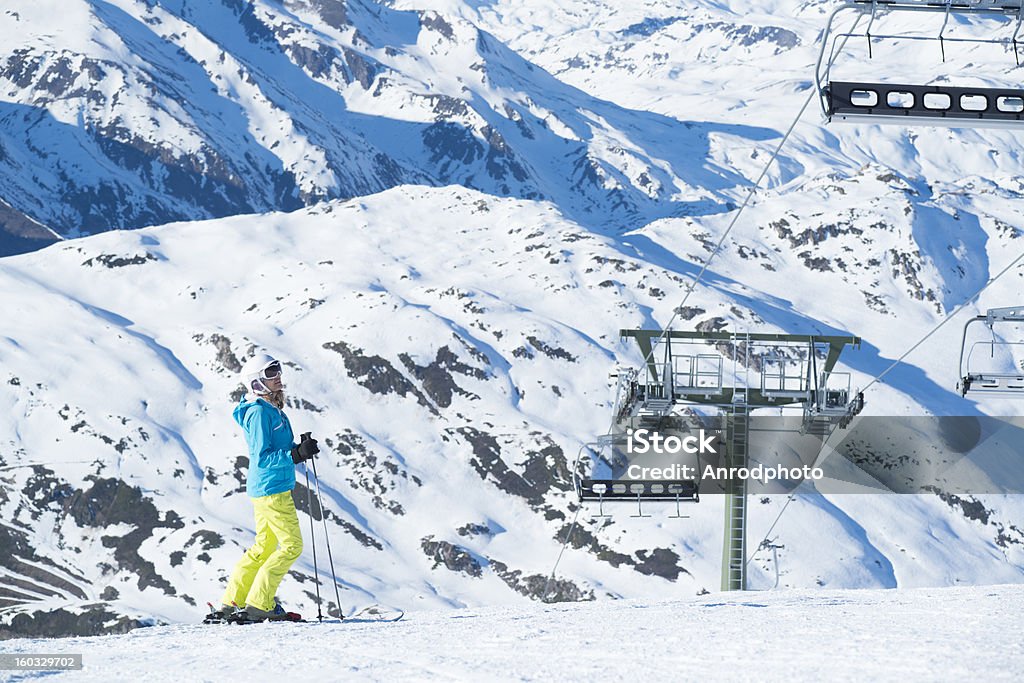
[722,333,751,591]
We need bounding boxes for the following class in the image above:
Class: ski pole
[310,453,345,619]
[303,454,324,622]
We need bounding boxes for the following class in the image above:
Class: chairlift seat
[845,0,1024,11]
[959,373,1024,396]
[576,478,699,502]
[958,307,1024,397]
[827,82,1024,128]
[817,0,1024,128]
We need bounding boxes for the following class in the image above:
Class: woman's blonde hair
[265,389,286,410]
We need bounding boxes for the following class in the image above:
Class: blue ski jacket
[233,397,296,498]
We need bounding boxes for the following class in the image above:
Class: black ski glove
[291,433,319,463]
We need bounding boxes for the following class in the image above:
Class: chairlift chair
[817,0,1024,127]
[957,306,1024,396]
[572,441,700,518]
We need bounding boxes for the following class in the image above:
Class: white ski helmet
[241,353,284,395]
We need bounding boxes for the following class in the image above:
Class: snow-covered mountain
[2,0,1024,640]
[0,0,744,255]
[4,0,1024,256]
[2,186,1023,639]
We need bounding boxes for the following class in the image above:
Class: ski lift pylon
[816,0,1024,128]
[957,306,1024,396]
[577,329,863,591]
[573,330,863,511]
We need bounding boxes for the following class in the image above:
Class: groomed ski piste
[1,585,1022,682]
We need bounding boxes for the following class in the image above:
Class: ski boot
[203,602,237,624]
[230,602,303,624]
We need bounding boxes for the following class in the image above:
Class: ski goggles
[261,361,283,379]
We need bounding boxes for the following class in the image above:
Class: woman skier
[219,353,319,621]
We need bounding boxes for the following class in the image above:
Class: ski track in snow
[1,585,1021,682]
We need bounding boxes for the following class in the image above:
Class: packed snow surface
[1,584,1021,682]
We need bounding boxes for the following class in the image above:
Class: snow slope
[1,584,1022,682]
[1,185,1023,639]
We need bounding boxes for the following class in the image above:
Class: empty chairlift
[817,0,1024,127]
[958,306,1024,396]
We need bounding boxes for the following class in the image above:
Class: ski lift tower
[578,329,863,591]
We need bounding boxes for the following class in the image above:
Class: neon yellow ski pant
[221,490,303,612]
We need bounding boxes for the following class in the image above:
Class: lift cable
[541,505,582,602]
[543,14,866,600]
[631,81,819,382]
[745,245,1024,573]
[860,248,1024,394]
[626,11,866,416]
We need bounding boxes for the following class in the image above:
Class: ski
[201,603,403,625]
[346,604,404,622]
[226,611,305,625]
[203,601,304,625]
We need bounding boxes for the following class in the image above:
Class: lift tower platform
[576,329,863,591]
